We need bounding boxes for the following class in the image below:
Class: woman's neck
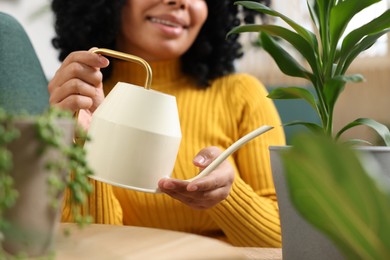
[110,59,182,84]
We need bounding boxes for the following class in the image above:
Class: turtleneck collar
[104,59,186,94]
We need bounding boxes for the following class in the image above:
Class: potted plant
[229,0,390,142]
[0,107,93,259]
[228,0,390,259]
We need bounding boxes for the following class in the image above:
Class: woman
[49,0,285,247]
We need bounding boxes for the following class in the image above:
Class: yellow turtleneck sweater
[62,59,285,247]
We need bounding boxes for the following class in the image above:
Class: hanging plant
[0,107,94,257]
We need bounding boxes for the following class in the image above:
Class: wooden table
[56,224,282,260]
[238,247,282,260]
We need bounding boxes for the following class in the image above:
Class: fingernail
[194,155,206,165]
[99,55,109,65]
[163,182,175,190]
[188,185,198,192]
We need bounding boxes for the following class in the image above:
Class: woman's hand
[158,146,234,210]
[48,48,109,130]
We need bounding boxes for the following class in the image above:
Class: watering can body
[83,49,181,193]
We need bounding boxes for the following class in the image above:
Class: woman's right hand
[48,48,109,130]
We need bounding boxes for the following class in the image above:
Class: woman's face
[117,0,208,61]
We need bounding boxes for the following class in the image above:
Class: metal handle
[93,48,152,89]
[73,48,153,144]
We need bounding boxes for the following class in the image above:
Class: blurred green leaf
[282,134,390,259]
[284,121,323,133]
[329,0,380,50]
[339,9,390,70]
[228,24,319,74]
[268,86,318,111]
[234,1,317,47]
[336,118,390,146]
[339,29,390,74]
[323,74,364,115]
[260,32,314,81]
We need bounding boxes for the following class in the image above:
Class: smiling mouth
[148,17,188,29]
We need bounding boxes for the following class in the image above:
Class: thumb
[193,146,222,168]
[89,47,110,68]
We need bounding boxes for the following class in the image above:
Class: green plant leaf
[339,9,390,64]
[307,0,320,30]
[341,139,373,146]
[313,0,335,63]
[228,24,319,75]
[282,134,390,259]
[234,1,317,47]
[329,0,380,50]
[339,29,390,74]
[285,121,323,133]
[336,118,390,146]
[260,32,314,81]
[268,86,318,111]
[230,0,389,144]
[323,74,364,114]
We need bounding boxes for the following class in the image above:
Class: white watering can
[83,48,181,193]
[83,48,273,193]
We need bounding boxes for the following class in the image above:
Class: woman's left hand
[158,146,234,210]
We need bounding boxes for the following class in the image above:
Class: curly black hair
[51,0,270,87]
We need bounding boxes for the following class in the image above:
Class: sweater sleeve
[207,74,285,247]
[61,179,123,225]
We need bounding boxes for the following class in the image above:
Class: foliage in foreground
[282,133,390,259]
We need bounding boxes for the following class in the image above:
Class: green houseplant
[228,0,390,259]
[228,0,390,143]
[0,107,93,259]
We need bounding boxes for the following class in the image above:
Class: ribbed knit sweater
[62,59,285,247]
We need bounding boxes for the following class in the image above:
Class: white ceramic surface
[84,82,182,193]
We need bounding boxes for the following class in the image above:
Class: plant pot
[1,119,74,257]
[269,145,390,260]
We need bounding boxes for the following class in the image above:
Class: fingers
[192,146,222,169]
[49,49,109,92]
[49,49,109,91]
[189,146,234,192]
[48,49,109,113]
[159,178,229,210]
[50,78,96,110]
[158,146,235,210]
[187,167,233,192]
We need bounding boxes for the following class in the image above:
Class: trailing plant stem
[0,107,94,258]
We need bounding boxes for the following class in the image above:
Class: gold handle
[73,48,152,144]
[93,48,152,89]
